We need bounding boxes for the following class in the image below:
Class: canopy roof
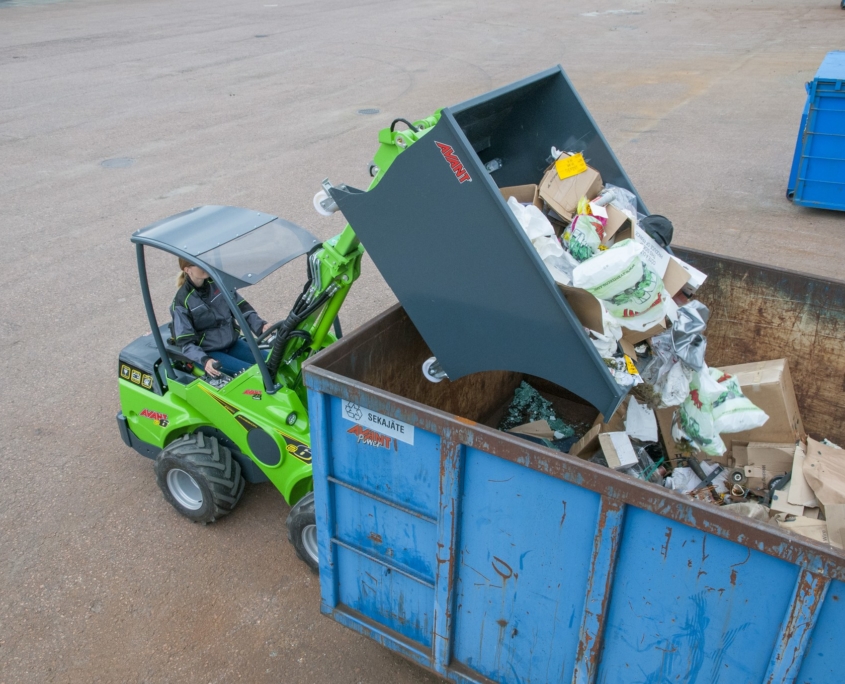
[132,205,319,289]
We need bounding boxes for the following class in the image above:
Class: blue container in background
[788,51,845,211]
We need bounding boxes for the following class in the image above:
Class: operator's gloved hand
[205,359,221,377]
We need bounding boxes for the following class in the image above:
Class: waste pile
[498,151,845,550]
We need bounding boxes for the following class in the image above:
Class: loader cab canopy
[130,205,320,392]
[131,205,319,290]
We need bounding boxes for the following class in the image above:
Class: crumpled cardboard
[539,158,603,223]
[500,185,543,212]
[823,503,845,550]
[739,442,795,489]
[787,442,819,508]
[770,485,804,516]
[508,420,555,440]
[803,437,845,506]
[777,516,836,547]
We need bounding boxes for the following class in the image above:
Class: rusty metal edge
[673,245,845,288]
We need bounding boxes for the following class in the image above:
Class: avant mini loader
[117,113,440,571]
[118,68,648,574]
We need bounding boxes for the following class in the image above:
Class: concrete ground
[0,0,842,681]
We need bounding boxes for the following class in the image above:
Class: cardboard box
[569,423,601,459]
[598,432,639,469]
[718,359,805,447]
[622,321,667,347]
[558,284,604,332]
[569,401,629,459]
[655,406,684,460]
[597,204,631,245]
[500,184,543,211]
[539,159,603,223]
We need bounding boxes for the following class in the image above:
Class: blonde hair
[176,257,193,287]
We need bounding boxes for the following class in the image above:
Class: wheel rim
[167,468,203,510]
[302,524,319,564]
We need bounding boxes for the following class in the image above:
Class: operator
[171,258,268,377]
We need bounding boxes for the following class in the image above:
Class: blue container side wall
[795,580,845,683]
[451,448,602,683]
[332,484,438,582]
[308,375,845,684]
[596,509,800,684]
[335,545,435,648]
[328,395,441,519]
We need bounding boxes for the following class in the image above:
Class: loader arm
[272,112,442,402]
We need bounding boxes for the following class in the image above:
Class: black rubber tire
[286,492,319,574]
[155,432,245,524]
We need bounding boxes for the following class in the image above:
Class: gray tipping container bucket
[330,67,646,418]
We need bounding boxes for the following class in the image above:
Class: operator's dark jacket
[170,278,266,368]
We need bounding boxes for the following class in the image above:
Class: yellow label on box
[624,355,639,376]
[555,153,588,180]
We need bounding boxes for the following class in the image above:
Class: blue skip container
[302,248,845,684]
[787,51,845,212]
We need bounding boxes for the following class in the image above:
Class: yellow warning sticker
[624,355,639,376]
[555,153,588,180]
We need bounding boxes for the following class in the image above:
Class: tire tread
[155,433,244,523]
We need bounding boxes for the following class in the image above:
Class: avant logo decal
[347,424,393,450]
[140,408,169,427]
[243,389,262,400]
[435,141,472,184]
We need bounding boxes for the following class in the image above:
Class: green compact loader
[117,113,441,572]
[118,66,646,574]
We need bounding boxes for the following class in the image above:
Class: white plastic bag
[572,239,644,299]
[709,368,769,434]
[587,328,618,359]
[536,238,579,285]
[611,292,668,332]
[603,262,664,321]
[508,196,555,241]
[508,196,575,285]
[665,467,700,494]
[677,366,728,456]
[586,302,623,357]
